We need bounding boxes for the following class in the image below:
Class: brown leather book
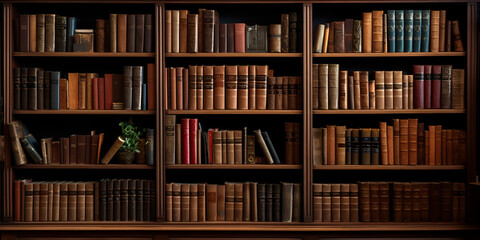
[452,21,464,51]
[403,183,412,222]
[119,179,128,221]
[379,182,389,222]
[379,122,388,165]
[242,183,251,221]
[146,15,154,52]
[282,182,294,222]
[393,71,403,109]
[334,21,345,53]
[197,183,206,222]
[117,14,127,53]
[370,182,380,222]
[353,71,361,109]
[36,14,45,52]
[275,76,283,110]
[126,15,136,53]
[52,183,60,221]
[446,20,452,51]
[281,14,289,53]
[328,64,339,110]
[77,135,86,164]
[269,24,281,53]
[331,184,341,222]
[335,126,346,165]
[69,135,77,164]
[197,9,205,52]
[227,23,235,53]
[422,183,432,221]
[313,184,323,222]
[226,131,235,164]
[59,183,68,221]
[248,182,258,221]
[168,67,177,110]
[39,183,47,222]
[416,123,425,165]
[284,122,294,164]
[430,11,440,52]
[360,71,369,109]
[267,74,276,110]
[369,75,376,109]
[429,182,441,221]
[20,15,30,52]
[408,119,418,165]
[372,10,384,53]
[172,11,180,53]
[234,183,244,221]
[313,128,322,165]
[350,184,359,222]
[446,129,453,165]
[76,182,86,221]
[392,183,403,222]
[326,125,336,165]
[225,65,238,110]
[387,126,394,165]
[452,182,459,221]
[312,64,319,109]
[225,183,235,221]
[188,65,197,110]
[345,19,353,53]
[60,137,69,164]
[234,23,246,53]
[195,66,204,110]
[95,19,106,52]
[172,183,181,221]
[399,119,409,165]
[203,65,214,110]
[67,73,79,110]
[166,183,172,221]
[327,22,335,53]
[189,184,198,222]
[86,73,98,110]
[213,65,225,110]
[29,15,36,52]
[181,184,190,221]
[452,130,460,165]
[67,183,77,221]
[339,70,348,109]
[165,10,172,53]
[44,14,55,52]
[403,75,409,109]
[255,65,268,110]
[258,183,266,221]
[434,125,442,165]
[359,182,370,222]
[425,130,430,165]
[392,119,400,165]
[383,71,393,109]
[203,10,215,53]
[187,14,198,53]
[412,182,421,222]
[439,10,446,52]
[60,79,69,110]
[459,183,465,222]
[217,185,225,221]
[318,64,329,110]
[451,69,465,109]
[288,76,296,110]
[127,180,136,221]
[213,131,222,164]
[34,183,41,221]
[322,184,332,222]
[100,136,125,165]
[293,183,303,222]
[206,184,218,221]
[234,130,242,164]
[236,65,249,110]
[134,14,145,52]
[440,182,453,221]
[109,14,117,52]
[362,12,372,53]
[283,74,289,109]
[375,71,385,109]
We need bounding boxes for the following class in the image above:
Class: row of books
[14,65,156,111]
[166,182,302,222]
[313,64,464,110]
[313,120,466,166]
[166,65,303,111]
[314,10,464,53]
[165,10,299,53]
[16,14,153,53]
[165,116,302,165]
[314,182,465,222]
[14,179,155,222]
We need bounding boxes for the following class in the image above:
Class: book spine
[362,12,372,53]
[214,65,225,110]
[226,66,238,110]
[328,64,339,110]
[430,11,440,52]
[187,14,199,53]
[395,10,404,52]
[441,65,452,108]
[452,21,464,51]
[372,11,384,53]
[135,14,145,52]
[404,10,414,52]
[256,65,268,110]
[353,20,362,53]
[413,10,422,52]
[413,65,425,109]
[424,65,432,109]
[439,10,446,52]
[421,10,430,52]
[234,23,246,53]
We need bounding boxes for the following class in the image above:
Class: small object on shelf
[73,29,94,52]
[112,102,124,110]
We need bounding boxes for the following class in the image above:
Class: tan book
[165,10,172,53]
[29,15,37,52]
[197,183,206,222]
[322,184,332,222]
[331,184,341,222]
[77,182,86,221]
[234,130,242,164]
[435,125,442,165]
[248,65,256,110]
[172,183,181,221]
[288,76,296,110]
[384,71,393,109]
[339,70,348,109]
[181,184,190,221]
[179,10,189,53]
[328,64,339,110]
[393,71,403,109]
[234,183,244,221]
[172,10,180,53]
[362,12,372,53]
[187,14,198,53]
[399,119,409,165]
[166,183,173,221]
[380,122,388,165]
[439,10,446,52]
[226,65,238,110]
[68,183,77,221]
[375,71,385,109]
[313,128,323,165]
[408,119,418,165]
[225,183,235,221]
[109,14,117,52]
[183,68,189,110]
[214,65,226,110]
[100,136,125,164]
[369,76,376,109]
[313,183,323,222]
[188,65,197,110]
[360,71,369,109]
[314,24,325,53]
[52,183,60,221]
[217,185,226,221]
[226,131,235,164]
[267,74,276,110]
[86,73,98,110]
[222,130,227,164]
[327,125,336,165]
[117,14,127,52]
[203,65,214,110]
[312,64,319,109]
[190,184,198,222]
[256,65,268,110]
[430,11,440,52]
[452,21,464,52]
[197,66,204,110]
[238,65,249,110]
[68,73,79,110]
[269,24,282,53]
[319,64,329,110]
[451,69,465,109]
[243,183,250,221]
[372,10,384,53]
[213,131,222,164]
[353,71,361,109]
[350,184,359,222]
[387,126,394,165]
[275,76,283,110]
[335,126,346,165]
[442,129,447,165]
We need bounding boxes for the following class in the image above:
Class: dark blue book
[66,17,77,52]
[20,134,43,164]
[261,130,281,164]
[141,83,147,110]
[421,10,431,52]
[395,10,404,52]
[413,10,422,52]
[50,71,60,110]
[404,10,414,52]
[387,10,396,52]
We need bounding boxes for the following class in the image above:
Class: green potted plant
[116,119,145,164]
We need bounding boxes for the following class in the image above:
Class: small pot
[116,151,136,164]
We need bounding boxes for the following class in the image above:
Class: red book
[147,63,156,110]
[98,77,105,110]
[234,23,246,53]
[412,65,424,109]
[431,65,442,109]
[93,78,99,110]
[104,74,113,110]
[208,129,214,164]
[181,119,190,164]
[424,65,432,109]
[189,119,198,164]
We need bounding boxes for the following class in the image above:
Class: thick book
[451,69,465,109]
[100,136,125,164]
[452,21,464,52]
[214,65,225,110]
[203,10,215,53]
[353,20,362,53]
[144,14,153,52]
[54,16,66,52]
[36,14,45,52]
[395,10,404,52]
[387,10,395,52]
[225,65,238,110]
[117,14,127,52]
[262,131,280,164]
[372,11,384,53]
[421,10,430,52]
[360,71,369,109]
[256,65,268,110]
[413,65,425,109]
[441,65,452,108]
[328,64,339,110]
[281,183,294,222]
[345,19,353,53]
[384,71,393,109]
[172,11,180,53]
[135,14,145,52]
[188,66,197,110]
[187,14,199,53]
[334,21,345,53]
[413,10,422,52]
[362,12,372,53]
[430,11,440,52]
[27,68,38,110]
[281,14,289,53]
[165,115,176,165]
[404,10,414,52]
[439,10,446,52]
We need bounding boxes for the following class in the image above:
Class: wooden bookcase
[1,0,479,239]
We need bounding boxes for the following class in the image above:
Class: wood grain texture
[313,52,465,57]
[166,53,302,57]
[12,164,155,170]
[13,52,155,57]
[166,110,302,115]
[313,165,465,170]
[313,109,465,114]
[13,110,155,115]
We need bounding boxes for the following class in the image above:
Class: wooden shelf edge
[13,52,155,57]
[313,165,465,170]
[13,110,156,115]
[165,53,302,57]
[13,164,155,170]
[0,223,477,232]
[166,164,303,169]
[312,52,466,57]
[166,110,302,115]
[313,109,466,114]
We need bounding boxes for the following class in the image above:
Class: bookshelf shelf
[165,53,303,58]
[313,165,465,170]
[166,110,302,115]
[13,110,156,115]
[312,52,466,58]
[166,164,303,170]
[312,109,466,115]
[13,52,155,58]
[12,164,155,170]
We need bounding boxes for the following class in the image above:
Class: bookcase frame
[0,0,479,237]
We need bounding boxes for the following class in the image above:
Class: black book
[99,179,107,221]
[273,183,282,222]
[55,16,67,52]
[261,131,281,164]
[20,134,42,164]
[265,184,273,221]
[257,183,266,222]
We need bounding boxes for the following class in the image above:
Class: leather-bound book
[31,183,39,221]
[132,66,143,110]
[123,66,133,110]
[59,182,69,221]
[313,128,322,165]
[279,14,289,53]
[318,64,329,110]
[247,182,257,221]
[109,14,117,52]
[225,183,235,220]
[289,12,297,52]
[331,184,341,222]
[435,125,442,165]
[165,10,172,53]
[362,12,372,52]
[108,179,117,221]
[446,129,453,165]
[379,122,388,165]
[237,65,249,110]
[269,24,282,53]
[284,122,294,164]
[452,183,460,221]
[379,182,390,222]
[395,10,404,52]
[44,14,56,52]
[214,11,220,53]
[451,69,464,109]
[187,14,198,53]
[384,71,393,109]
[430,11,440,52]
[413,65,425,109]
[412,182,421,222]
[393,71,403,109]
[189,184,198,222]
[165,115,176,165]
[36,14,45,52]
[76,183,86,221]
[333,21,345,53]
[217,185,226,221]
[213,65,225,110]
[203,10,215,53]
[78,73,87,110]
[344,19,353,53]
[335,126,346,165]
[352,20,362,53]
[256,65,268,110]
[14,68,21,110]
[351,129,360,165]
[95,19,106,52]
[39,183,48,222]
[339,70,347,109]
[392,183,403,222]
[408,118,418,165]
[459,183,466,222]
[360,128,372,165]
[417,123,425,165]
[352,71,361,109]
[225,65,238,110]
[404,10,413,52]
[441,65,452,108]
[349,184,359,222]
[55,16,66,52]
[429,182,441,221]
[77,135,86,164]
[346,129,352,164]
[440,182,453,221]
[172,11,180,53]
[269,183,280,222]
[234,130,242,164]
[213,131,222,164]
[226,23,235,53]
[144,14,153,52]
[369,75,376,109]
[423,65,432,109]
[181,184,190,221]
[421,183,431,221]
[421,10,431,52]
[67,183,77,221]
[452,21,464,51]
[60,137,69,164]
[166,183,173,221]
[172,183,181,221]
[369,182,380,222]
[195,66,204,110]
[403,183,412,222]
[146,180,154,221]
[413,10,422,52]
[313,184,323,222]
[170,67,178,110]
[431,65,441,108]
[275,77,283,109]
[288,77,296,110]
[319,183,331,222]
[234,23,246,53]
[321,23,329,53]
[51,183,59,221]
[267,75,276,110]
[226,131,235,164]
[327,22,335,53]
[135,180,143,221]
[283,74,289,109]
[69,135,77,164]
[425,130,430,165]
[358,182,370,222]
[438,10,446,52]
[280,182,293,222]
[257,184,266,221]
[188,66,197,110]
[292,183,302,222]
[402,75,408,109]
[327,64,339,109]
[86,73,98,110]
[372,11,384,52]
[234,183,244,221]
[116,14,127,52]
[27,68,37,110]
[100,136,125,165]
[312,64,319,109]
[198,184,206,222]
[120,179,129,221]
[124,15,135,53]
[135,14,145,52]
[360,71,369,109]
[375,71,385,109]
[203,66,214,110]
[293,123,302,164]
[219,24,227,52]
[181,119,190,164]
[326,125,336,165]
[452,130,460,165]
[98,180,107,221]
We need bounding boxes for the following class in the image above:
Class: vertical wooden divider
[156,3,165,222]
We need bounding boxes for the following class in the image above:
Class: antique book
[350,184,359,222]
[109,14,117,52]
[384,71,394,109]
[289,12,298,52]
[254,129,274,164]
[334,21,345,53]
[375,71,385,109]
[116,14,127,52]
[412,182,421,222]
[100,137,125,164]
[362,12,372,53]
[392,183,403,222]
[439,10,446,52]
[281,182,294,222]
[203,10,215,53]
[372,10,384,52]
[328,64,339,110]
[393,71,403,109]
[413,65,425,109]
[421,10,431,52]
[165,10,172,52]
[440,182,453,222]
[432,65,442,108]
[188,65,197,110]
[187,14,198,53]
[145,14,153,52]
[318,64,328,110]
[26,68,38,110]
[135,14,145,52]
[219,24,227,52]
[451,69,465,109]
[430,11,440,52]
[345,19,353,53]
[387,10,395,52]
[335,126,346,165]
[339,71,347,109]
[36,14,45,52]
[165,115,176,165]
[423,65,432,109]
[370,182,380,222]
[217,185,226,221]
[417,123,425,165]
[369,75,376,109]
[225,183,235,221]
[313,25,324,53]
[313,184,323,222]
[255,65,268,110]
[54,16,67,52]
[126,15,136,52]
[234,23,246,53]
[452,21,464,51]
[379,182,390,222]
[331,184,341,222]
[132,66,143,110]
[394,10,404,52]
[400,120,409,163]
[379,122,388,165]
[172,11,180,53]
[234,183,244,221]
[225,65,238,110]
[353,20,362,53]
[408,119,418,165]
[441,65,452,108]
[404,10,414,52]
[359,182,370,222]
[214,65,225,110]
[181,184,190,221]
[360,71,369,109]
